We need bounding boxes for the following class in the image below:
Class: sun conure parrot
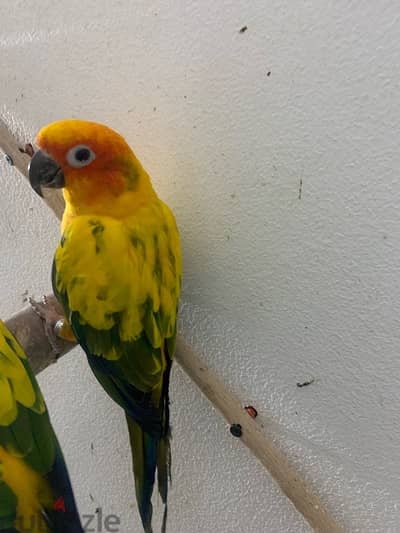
[28,119,182,533]
[0,320,83,533]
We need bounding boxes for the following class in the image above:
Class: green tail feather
[126,416,171,533]
[156,435,171,533]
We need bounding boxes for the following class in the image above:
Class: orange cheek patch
[65,168,126,205]
[91,170,126,196]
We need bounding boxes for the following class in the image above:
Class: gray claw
[29,296,65,356]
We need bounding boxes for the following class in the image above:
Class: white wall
[1,1,400,531]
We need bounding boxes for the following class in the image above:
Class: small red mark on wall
[244,405,258,419]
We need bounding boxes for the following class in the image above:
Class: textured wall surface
[1,1,400,531]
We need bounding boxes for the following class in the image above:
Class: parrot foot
[29,295,76,356]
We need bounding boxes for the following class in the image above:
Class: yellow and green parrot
[0,320,83,533]
[28,119,182,533]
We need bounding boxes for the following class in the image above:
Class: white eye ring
[66,144,96,168]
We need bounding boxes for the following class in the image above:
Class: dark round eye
[66,144,96,168]
[76,147,91,161]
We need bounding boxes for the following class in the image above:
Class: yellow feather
[0,447,53,533]
[0,321,43,425]
[0,322,27,359]
[0,377,17,426]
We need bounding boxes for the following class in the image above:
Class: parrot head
[29,119,153,207]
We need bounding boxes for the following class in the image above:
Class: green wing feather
[53,201,181,532]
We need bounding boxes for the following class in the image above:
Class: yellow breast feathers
[54,200,181,357]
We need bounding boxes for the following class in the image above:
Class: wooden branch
[176,337,343,532]
[0,119,344,532]
[5,295,76,374]
[0,119,65,216]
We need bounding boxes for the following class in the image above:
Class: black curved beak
[28,149,65,197]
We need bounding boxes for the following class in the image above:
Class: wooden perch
[0,119,344,533]
[0,120,65,215]
[5,295,76,374]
